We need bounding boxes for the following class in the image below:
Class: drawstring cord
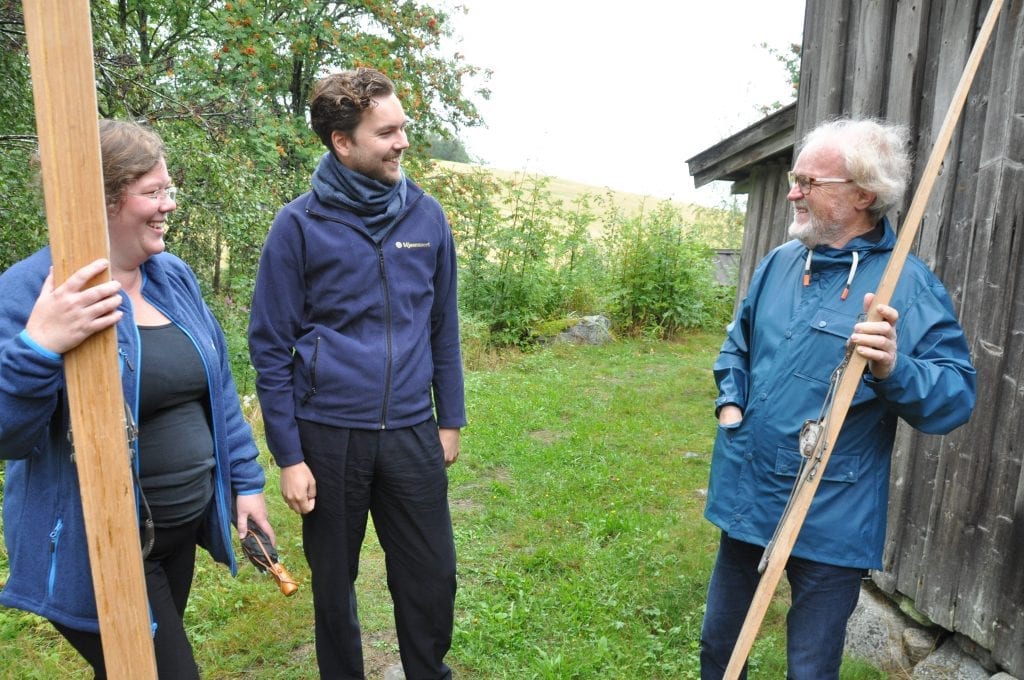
[841,251,859,300]
[802,249,860,301]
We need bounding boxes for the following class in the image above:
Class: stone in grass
[555,315,612,345]
[383,663,406,680]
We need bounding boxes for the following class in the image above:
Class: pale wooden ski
[21,0,158,676]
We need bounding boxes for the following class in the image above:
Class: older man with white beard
[698,118,976,680]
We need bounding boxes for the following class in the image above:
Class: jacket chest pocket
[793,306,859,383]
[792,306,874,407]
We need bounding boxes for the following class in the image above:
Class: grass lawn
[0,334,885,678]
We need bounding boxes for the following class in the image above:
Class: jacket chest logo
[395,241,430,249]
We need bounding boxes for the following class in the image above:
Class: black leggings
[52,515,204,679]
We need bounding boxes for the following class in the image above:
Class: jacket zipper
[306,197,414,428]
[118,347,135,373]
[47,518,64,597]
[378,245,393,429]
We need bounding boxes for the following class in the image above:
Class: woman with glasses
[0,119,275,678]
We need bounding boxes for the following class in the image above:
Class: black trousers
[52,514,204,679]
[298,418,457,680]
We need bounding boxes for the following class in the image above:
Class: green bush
[428,169,604,347]
[602,203,734,338]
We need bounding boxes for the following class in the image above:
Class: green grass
[0,335,885,678]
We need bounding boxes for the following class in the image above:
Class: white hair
[802,118,912,222]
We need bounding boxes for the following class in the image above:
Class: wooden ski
[723,0,1006,677]
[21,1,158,676]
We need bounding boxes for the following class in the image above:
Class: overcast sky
[443,1,806,206]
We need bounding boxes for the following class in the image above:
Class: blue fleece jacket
[248,180,466,467]
[0,248,264,633]
[706,219,976,569]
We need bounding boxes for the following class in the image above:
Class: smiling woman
[0,119,276,678]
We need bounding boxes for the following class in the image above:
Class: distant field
[434,160,700,222]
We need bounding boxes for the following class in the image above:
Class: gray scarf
[311,152,407,241]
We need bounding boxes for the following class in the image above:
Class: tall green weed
[602,202,734,338]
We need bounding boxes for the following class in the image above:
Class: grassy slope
[434,160,701,223]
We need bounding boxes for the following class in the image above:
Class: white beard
[789,209,845,248]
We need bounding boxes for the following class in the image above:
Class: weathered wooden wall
[881,2,1024,673]
[696,0,1024,673]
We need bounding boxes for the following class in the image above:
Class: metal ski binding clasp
[799,419,823,459]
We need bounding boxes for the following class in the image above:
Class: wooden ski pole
[723,1,1005,677]
[21,1,158,676]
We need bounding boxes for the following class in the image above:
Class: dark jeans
[52,514,204,679]
[700,532,865,680]
[298,418,457,680]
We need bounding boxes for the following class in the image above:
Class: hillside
[433,160,700,221]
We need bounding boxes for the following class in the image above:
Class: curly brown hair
[309,68,396,149]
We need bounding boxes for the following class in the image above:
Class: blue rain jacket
[706,218,976,569]
[248,180,466,468]
[0,248,265,633]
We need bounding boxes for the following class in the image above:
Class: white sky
[443,1,806,206]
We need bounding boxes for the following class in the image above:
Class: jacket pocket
[774,446,860,484]
[794,306,859,384]
[794,306,874,407]
[299,335,321,405]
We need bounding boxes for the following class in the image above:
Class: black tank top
[137,323,215,527]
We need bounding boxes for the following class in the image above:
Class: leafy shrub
[602,202,734,338]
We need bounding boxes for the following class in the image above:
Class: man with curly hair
[249,68,465,679]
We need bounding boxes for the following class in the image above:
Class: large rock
[845,583,914,671]
[904,627,942,665]
[555,315,612,345]
[910,638,990,679]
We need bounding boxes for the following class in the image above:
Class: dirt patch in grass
[363,630,401,677]
[528,429,566,445]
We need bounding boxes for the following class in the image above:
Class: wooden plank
[881,5,1023,672]
[945,163,1024,655]
[689,132,794,188]
[888,0,1002,627]
[884,0,930,133]
[978,0,1024,165]
[911,0,1011,621]
[687,105,797,187]
[795,0,851,140]
[21,1,158,677]
[915,0,977,266]
[849,0,893,115]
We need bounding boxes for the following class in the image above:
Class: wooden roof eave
[686,103,798,188]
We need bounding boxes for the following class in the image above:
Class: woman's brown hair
[97,119,165,207]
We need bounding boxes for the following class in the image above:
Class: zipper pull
[119,347,135,372]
